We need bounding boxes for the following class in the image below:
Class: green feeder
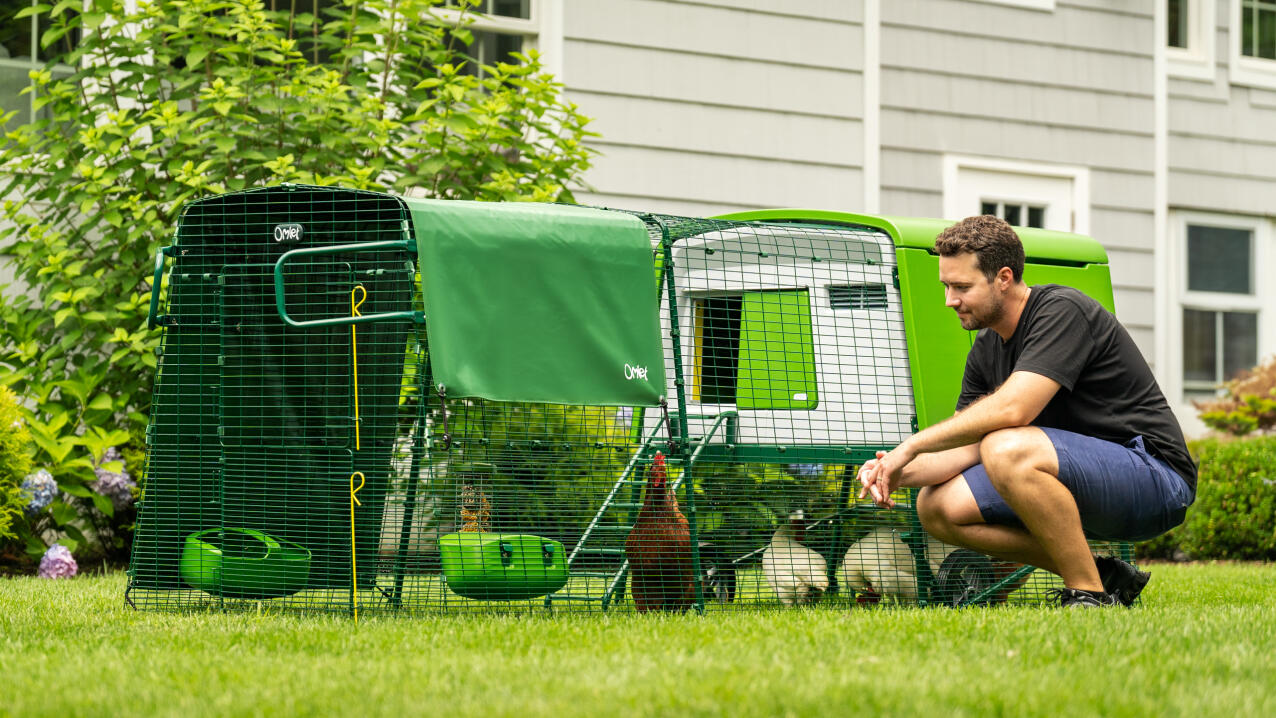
[439,533,568,600]
[180,528,312,599]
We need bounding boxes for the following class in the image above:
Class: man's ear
[997,266,1015,290]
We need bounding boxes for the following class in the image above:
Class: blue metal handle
[273,239,423,329]
[147,245,175,329]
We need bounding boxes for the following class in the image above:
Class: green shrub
[1137,436,1276,560]
[0,387,34,540]
[0,0,595,565]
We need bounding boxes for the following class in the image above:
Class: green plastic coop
[127,185,1133,616]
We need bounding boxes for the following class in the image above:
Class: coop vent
[828,283,888,310]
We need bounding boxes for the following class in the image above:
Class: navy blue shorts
[963,428,1194,542]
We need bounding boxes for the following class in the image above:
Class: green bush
[0,0,595,565]
[1137,436,1276,561]
[0,386,34,540]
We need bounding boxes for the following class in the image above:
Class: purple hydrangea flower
[90,446,136,510]
[38,544,77,579]
[21,469,57,516]
[787,463,824,479]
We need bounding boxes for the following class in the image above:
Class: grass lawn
[1,562,1274,718]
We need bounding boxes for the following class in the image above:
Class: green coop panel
[738,290,819,410]
[692,289,818,410]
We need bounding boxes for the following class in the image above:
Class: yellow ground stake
[349,471,365,623]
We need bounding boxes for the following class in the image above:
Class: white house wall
[564,0,865,216]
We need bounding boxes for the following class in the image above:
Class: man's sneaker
[1049,587,1118,608]
[1094,554,1150,607]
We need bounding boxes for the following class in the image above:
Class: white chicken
[840,526,957,603]
[762,510,829,606]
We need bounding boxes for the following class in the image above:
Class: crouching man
[858,215,1196,607]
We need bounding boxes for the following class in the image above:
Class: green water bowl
[439,532,568,600]
[180,528,312,599]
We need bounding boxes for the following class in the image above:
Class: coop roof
[404,198,665,407]
[714,209,1109,265]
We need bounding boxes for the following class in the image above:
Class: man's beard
[959,294,1005,331]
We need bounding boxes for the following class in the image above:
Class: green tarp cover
[406,199,665,407]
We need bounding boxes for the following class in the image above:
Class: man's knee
[917,483,969,541]
[980,427,1056,487]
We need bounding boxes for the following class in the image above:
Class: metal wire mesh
[128,186,1134,616]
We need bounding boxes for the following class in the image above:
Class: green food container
[180,528,312,599]
[439,533,568,600]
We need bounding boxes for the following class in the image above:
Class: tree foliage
[0,0,596,563]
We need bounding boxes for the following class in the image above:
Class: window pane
[1243,2,1255,56]
[1003,204,1021,226]
[0,1,34,60]
[1183,308,1217,383]
[1261,6,1276,59]
[1027,206,1045,228]
[1168,0,1188,48]
[1187,224,1252,294]
[492,0,531,18]
[980,201,997,216]
[1222,311,1258,380]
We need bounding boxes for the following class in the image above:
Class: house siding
[564,0,865,216]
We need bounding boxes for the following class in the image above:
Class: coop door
[694,289,818,410]
[218,262,354,448]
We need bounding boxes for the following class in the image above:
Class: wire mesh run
[128,186,1137,616]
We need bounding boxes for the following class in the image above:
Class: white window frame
[435,0,559,78]
[942,155,1090,235]
[1166,211,1275,430]
[1168,0,1217,81]
[1230,0,1276,90]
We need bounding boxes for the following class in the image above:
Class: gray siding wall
[878,0,1158,357]
[1167,2,1276,215]
[563,0,865,217]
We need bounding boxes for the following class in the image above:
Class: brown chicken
[624,452,694,613]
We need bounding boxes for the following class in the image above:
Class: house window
[1181,224,1260,392]
[443,0,537,78]
[980,201,1046,229]
[692,290,818,410]
[1167,0,1217,80]
[1241,0,1276,60]
[943,156,1089,235]
[0,1,78,134]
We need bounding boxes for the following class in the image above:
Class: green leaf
[61,483,91,498]
[87,393,113,411]
[91,493,115,518]
[50,501,78,526]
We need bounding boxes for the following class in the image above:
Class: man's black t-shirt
[957,284,1197,491]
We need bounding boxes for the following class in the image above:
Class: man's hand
[857,443,916,509]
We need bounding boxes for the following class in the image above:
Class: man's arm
[860,370,1061,506]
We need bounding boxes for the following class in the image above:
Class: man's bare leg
[916,439,1103,592]
[917,477,1059,572]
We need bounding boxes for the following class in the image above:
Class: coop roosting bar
[127,185,1132,616]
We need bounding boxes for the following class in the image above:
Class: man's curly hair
[934,215,1025,282]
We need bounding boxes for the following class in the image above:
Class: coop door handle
[273,239,424,328]
[147,245,177,329]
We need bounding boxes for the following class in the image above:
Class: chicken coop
[127,185,1135,617]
